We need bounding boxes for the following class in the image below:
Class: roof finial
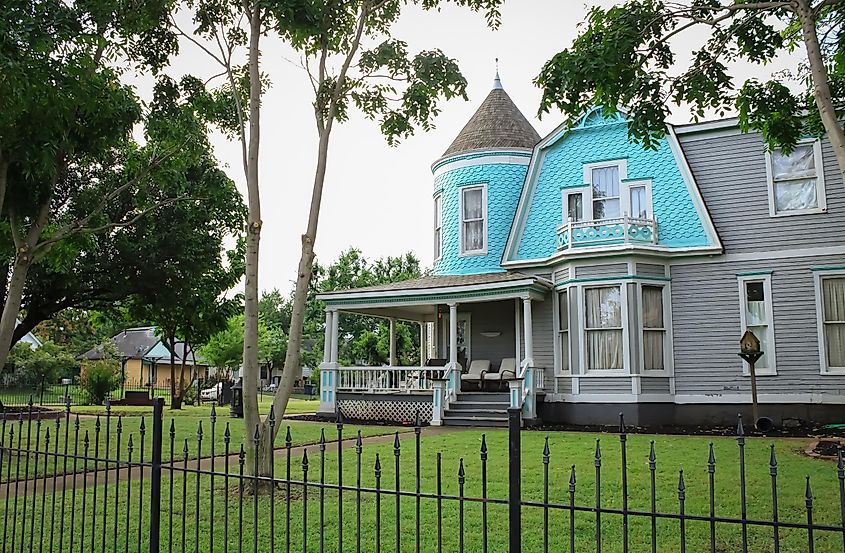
[493,58,502,90]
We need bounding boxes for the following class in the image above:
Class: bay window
[642,285,665,371]
[820,276,845,372]
[766,141,826,216]
[585,285,624,370]
[460,185,486,255]
[557,290,570,373]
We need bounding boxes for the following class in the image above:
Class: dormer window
[460,184,487,255]
[765,140,826,216]
[591,166,621,219]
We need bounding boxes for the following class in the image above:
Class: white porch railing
[508,359,545,421]
[335,366,446,394]
[556,215,658,250]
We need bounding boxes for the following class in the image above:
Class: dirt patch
[804,438,844,460]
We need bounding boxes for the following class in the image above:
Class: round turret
[431,74,540,275]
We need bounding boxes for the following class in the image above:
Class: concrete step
[441,416,509,427]
[445,402,510,412]
[453,392,509,403]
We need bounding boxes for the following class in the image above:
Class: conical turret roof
[443,79,541,157]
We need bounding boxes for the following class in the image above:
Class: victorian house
[316,74,845,427]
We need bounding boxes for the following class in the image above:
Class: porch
[315,272,551,425]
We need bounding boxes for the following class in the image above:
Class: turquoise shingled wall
[514,120,710,260]
[433,160,529,275]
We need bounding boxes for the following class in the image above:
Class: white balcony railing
[335,366,446,394]
[556,215,658,250]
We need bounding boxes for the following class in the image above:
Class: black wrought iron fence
[0,398,842,553]
[0,379,182,407]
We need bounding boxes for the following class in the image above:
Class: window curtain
[630,186,648,219]
[744,288,770,369]
[823,277,845,368]
[559,291,569,372]
[586,287,623,370]
[772,145,818,212]
[462,188,484,251]
[567,193,583,222]
[642,286,664,370]
[591,166,620,219]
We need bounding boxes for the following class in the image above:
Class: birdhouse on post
[740,330,761,355]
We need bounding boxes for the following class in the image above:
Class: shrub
[183,383,198,406]
[80,359,121,405]
[6,341,77,389]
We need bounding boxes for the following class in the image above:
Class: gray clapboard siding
[531,295,556,388]
[670,254,845,396]
[640,377,671,394]
[678,132,845,254]
[461,300,517,370]
[579,377,631,394]
[575,263,629,278]
[636,263,667,278]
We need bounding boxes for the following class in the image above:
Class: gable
[505,114,718,262]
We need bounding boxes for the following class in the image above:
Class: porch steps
[443,392,511,427]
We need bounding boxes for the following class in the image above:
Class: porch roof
[317,272,551,321]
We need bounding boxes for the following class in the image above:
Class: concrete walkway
[0,423,458,499]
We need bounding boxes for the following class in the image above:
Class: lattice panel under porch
[338,399,433,424]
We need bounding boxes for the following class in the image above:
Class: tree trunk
[259,122,335,477]
[169,335,181,410]
[796,0,845,187]
[241,1,264,475]
[0,257,34,368]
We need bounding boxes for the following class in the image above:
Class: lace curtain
[591,166,620,220]
[462,188,484,252]
[824,277,845,368]
[586,286,623,370]
[642,286,664,370]
[772,145,818,212]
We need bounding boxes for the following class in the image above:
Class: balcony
[556,216,658,250]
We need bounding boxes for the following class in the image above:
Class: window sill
[769,207,827,218]
[579,370,629,377]
[741,371,777,377]
[820,368,845,376]
[459,250,487,258]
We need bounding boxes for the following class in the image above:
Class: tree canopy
[535,0,845,180]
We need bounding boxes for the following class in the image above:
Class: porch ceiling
[318,271,551,318]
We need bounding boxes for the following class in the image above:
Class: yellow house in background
[80,326,210,387]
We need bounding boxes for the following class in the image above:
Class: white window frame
[637,283,672,375]
[625,179,654,220]
[577,160,655,222]
[561,187,588,224]
[579,283,630,375]
[553,288,571,375]
[458,184,487,256]
[764,139,827,217]
[814,269,845,375]
[737,274,777,375]
[433,194,443,261]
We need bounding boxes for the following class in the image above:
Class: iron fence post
[148,397,164,553]
[508,407,521,553]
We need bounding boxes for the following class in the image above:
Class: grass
[1,396,376,481]
[0,427,842,552]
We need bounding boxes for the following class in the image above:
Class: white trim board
[543,393,845,404]
[431,154,531,179]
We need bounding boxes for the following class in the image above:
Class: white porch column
[322,310,334,363]
[522,297,534,364]
[330,309,340,364]
[448,303,459,398]
[449,304,458,365]
[521,296,537,420]
[419,322,427,366]
[318,308,340,417]
[389,318,397,367]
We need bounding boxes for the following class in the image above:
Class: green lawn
[0,397,378,481]
[0,427,841,552]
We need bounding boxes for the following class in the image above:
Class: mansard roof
[443,85,541,157]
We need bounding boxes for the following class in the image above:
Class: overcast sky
[147,1,801,295]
